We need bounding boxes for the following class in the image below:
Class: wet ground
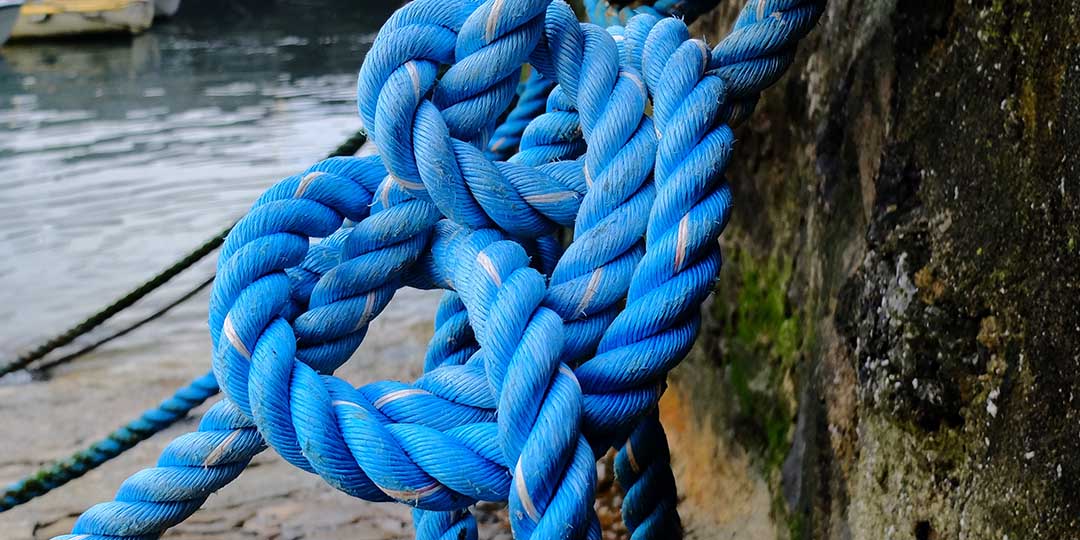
[0,1,490,537]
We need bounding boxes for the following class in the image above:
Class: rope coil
[53,0,824,538]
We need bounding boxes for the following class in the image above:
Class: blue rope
[53,1,824,538]
[576,8,683,538]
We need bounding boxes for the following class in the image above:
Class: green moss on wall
[716,250,803,474]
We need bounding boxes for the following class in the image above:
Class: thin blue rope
[486,69,557,161]
[53,1,824,538]
[0,372,219,512]
[53,399,265,539]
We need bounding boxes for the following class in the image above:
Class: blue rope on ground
[54,399,265,539]
[0,372,219,512]
[54,1,824,538]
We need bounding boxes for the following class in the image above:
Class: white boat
[11,0,154,39]
[153,0,178,18]
[0,0,23,46]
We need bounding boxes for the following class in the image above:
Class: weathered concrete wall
[660,1,1080,538]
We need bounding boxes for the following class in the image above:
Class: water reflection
[0,0,400,362]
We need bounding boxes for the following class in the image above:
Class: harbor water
[0,2,460,537]
[0,0,407,362]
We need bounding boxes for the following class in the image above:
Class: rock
[659,1,1080,538]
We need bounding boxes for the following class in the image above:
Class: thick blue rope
[601,4,823,537]
[417,2,704,537]
[44,0,564,527]
[55,399,265,539]
[54,1,823,538]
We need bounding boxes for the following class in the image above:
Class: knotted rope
[54,1,823,538]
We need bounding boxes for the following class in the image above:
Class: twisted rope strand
[604,3,823,538]
[427,220,600,538]
[360,1,591,238]
[614,410,682,539]
[55,399,265,540]
[565,0,824,454]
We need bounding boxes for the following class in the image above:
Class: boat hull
[0,2,22,46]
[153,0,178,17]
[12,0,154,39]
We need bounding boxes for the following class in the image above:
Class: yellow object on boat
[12,0,153,38]
[20,0,140,15]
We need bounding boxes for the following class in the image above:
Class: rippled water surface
[0,0,413,365]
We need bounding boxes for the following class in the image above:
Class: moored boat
[153,0,178,18]
[11,0,154,39]
[0,0,23,46]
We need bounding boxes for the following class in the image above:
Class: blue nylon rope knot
[54,1,825,539]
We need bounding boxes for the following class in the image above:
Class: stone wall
[660,1,1080,538]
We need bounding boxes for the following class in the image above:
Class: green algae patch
[715,249,804,474]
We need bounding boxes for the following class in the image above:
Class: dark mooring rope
[0,129,368,378]
[0,129,369,513]
[28,276,216,377]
